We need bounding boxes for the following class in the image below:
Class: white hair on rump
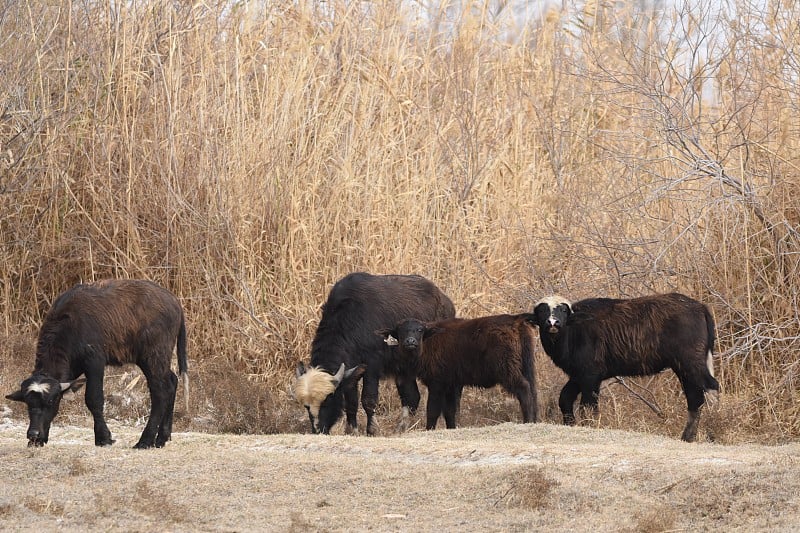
[707,349,715,378]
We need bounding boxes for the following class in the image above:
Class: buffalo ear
[533,302,548,315]
[342,365,366,386]
[332,364,364,390]
[5,389,25,402]
[375,328,398,345]
[422,325,444,340]
[61,378,85,396]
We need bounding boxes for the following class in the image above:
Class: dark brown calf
[532,293,719,442]
[6,279,188,448]
[378,314,539,430]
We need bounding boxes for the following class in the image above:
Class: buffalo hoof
[95,438,115,447]
[133,441,155,449]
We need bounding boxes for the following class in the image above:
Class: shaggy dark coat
[295,272,455,435]
[6,279,188,448]
[532,293,719,442]
[378,314,539,430]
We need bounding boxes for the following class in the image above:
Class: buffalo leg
[344,381,359,434]
[394,374,421,432]
[361,374,380,436]
[155,372,179,447]
[442,386,462,429]
[84,364,114,446]
[679,377,707,442]
[558,379,581,425]
[578,380,601,422]
[514,381,537,423]
[453,385,463,420]
[134,362,172,449]
[395,373,420,414]
[426,387,445,430]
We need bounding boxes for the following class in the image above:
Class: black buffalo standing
[532,293,719,442]
[6,279,188,448]
[293,272,455,435]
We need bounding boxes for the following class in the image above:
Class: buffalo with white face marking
[532,293,719,442]
[378,314,539,430]
[6,279,188,448]
[293,272,455,435]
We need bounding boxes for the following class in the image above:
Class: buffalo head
[6,374,85,446]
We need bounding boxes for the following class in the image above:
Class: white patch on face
[401,406,410,419]
[27,382,51,394]
[536,295,571,333]
[536,295,571,310]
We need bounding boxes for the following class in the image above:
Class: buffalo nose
[27,429,40,439]
[403,338,418,349]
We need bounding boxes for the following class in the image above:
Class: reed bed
[1,0,798,442]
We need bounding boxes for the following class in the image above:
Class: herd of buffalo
[5,273,720,448]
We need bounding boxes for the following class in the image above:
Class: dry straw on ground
[1,0,799,443]
[1,421,799,531]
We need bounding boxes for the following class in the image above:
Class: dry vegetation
[1,420,799,530]
[1,0,799,447]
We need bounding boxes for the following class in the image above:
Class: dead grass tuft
[289,511,323,533]
[68,457,89,477]
[501,466,559,510]
[0,502,14,517]
[22,497,64,516]
[633,506,679,533]
[132,480,186,522]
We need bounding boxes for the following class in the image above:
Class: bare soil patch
[0,417,798,532]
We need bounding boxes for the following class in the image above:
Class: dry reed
[1,0,798,442]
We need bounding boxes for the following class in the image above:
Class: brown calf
[378,314,539,430]
[6,279,188,448]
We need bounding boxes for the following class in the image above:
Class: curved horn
[331,363,346,386]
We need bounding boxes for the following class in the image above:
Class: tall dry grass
[1,0,798,442]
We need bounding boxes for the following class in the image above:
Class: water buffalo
[293,272,455,435]
[6,279,188,448]
[378,314,539,429]
[532,293,719,442]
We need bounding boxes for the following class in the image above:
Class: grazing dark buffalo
[6,279,188,448]
[293,272,455,436]
[378,314,539,430]
[532,293,719,442]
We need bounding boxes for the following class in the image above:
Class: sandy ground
[0,416,798,532]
